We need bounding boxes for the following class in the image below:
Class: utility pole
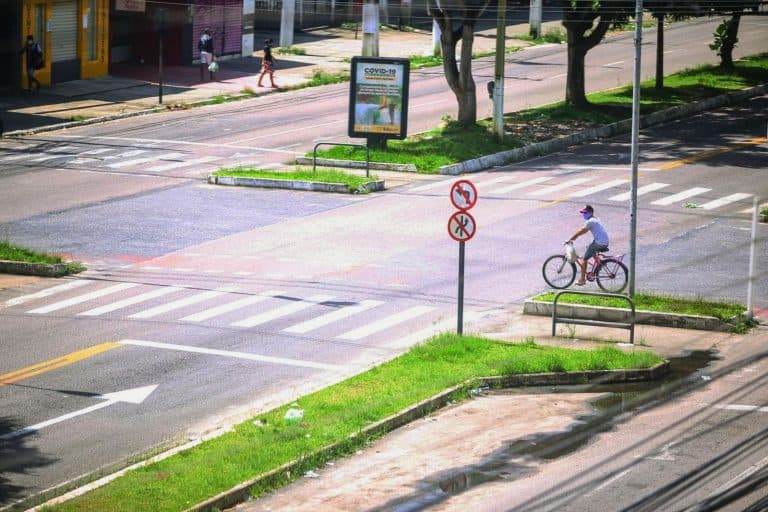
[493,0,506,139]
[628,0,643,296]
[362,0,380,56]
[280,0,295,47]
[529,0,542,39]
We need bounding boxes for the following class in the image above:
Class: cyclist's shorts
[585,241,609,261]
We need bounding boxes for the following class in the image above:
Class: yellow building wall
[21,0,109,87]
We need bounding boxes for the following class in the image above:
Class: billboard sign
[348,56,409,140]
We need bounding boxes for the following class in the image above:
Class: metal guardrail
[312,142,370,177]
[552,290,636,344]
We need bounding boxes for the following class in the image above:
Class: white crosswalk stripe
[409,180,450,193]
[284,299,385,334]
[2,279,90,308]
[494,176,554,194]
[609,183,669,201]
[231,294,334,328]
[78,286,182,316]
[471,175,516,190]
[128,289,227,319]
[336,305,435,340]
[27,283,139,314]
[79,148,113,155]
[568,179,628,198]
[29,154,62,162]
[107,152,184,169]
[148,156,219,172]
[104,150,147,160]
[181,290,284,322]
[651,187,711,206]
[527,178,593,197]
[700,193,752,210]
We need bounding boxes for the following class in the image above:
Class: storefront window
[87,0,97,60]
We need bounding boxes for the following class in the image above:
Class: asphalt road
[0,20,766,510]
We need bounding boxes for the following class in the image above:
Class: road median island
[209,168,384,194]
[0,240,84,277]
[38,333,665,512]
[525,292,753,333]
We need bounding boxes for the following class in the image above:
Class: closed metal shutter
[51,0,78,62]
[192,0,242,60]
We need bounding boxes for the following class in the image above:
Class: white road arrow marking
[0,385,158,441]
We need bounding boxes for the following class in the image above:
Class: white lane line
[548,73,567,79]
[494,176,554,194]
[284,299,385,334]
[128,290,227,319]
[602,60,624,67]
[336,305,435,340]
[119,339,341,370]
[104,150,147,160]
[584,469,632,497]
[148,155,219,172]
[651,187,711,206]
[699,193,752,210]
[181,291,284,322]
[27,283,139,314]
[0,153,34,162]
[47,145,80,153]
[78,287,182,316]
[568,179,629,198]
[409,180,449,193]
[527,178,593,197]
[107,152,184,169]
[57,135,301,155]
[2,280,91,308]
[609,182,669,201]
[715,404,768,413]
[29,154,62,162]
[702,454,768,505]
[79,147,113,155]
[231,294,334,328]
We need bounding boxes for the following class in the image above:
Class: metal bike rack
[552,290,636,344]
[312,142,371,177]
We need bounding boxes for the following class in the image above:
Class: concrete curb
[0,259,68,277]
[186,362,669,512]
[523,299,733,332]
[438,84,768,175]
[294,156,418,172]
[209,174,385,193]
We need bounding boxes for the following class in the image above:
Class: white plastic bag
[208,61,219,73]
[565,243,578,263]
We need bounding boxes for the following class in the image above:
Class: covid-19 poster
[348,57,410,139]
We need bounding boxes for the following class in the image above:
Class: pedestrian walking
[257,38,278,88]
[20,35,43,92]
[198,28,216,81]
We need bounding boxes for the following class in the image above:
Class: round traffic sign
[447,211,476,242]
[450,180,477,211]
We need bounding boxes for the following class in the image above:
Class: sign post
[448,180,478,335]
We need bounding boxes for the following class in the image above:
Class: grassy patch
[312,121,522,173]
[531,292,745,321]
[213,167,379,192]
[276,45,306,56]
[761,207,768,217]
[0,240,84,274]
[47,333,662,512]
[511,28,566,45]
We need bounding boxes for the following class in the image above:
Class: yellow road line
[659,137,768,171]
[0,342,122,387]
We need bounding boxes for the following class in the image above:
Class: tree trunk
[566,41,589,107]
[655,14,664,90]
[720,13,741,68]
[439,19,477,125]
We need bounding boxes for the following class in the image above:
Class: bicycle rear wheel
[596,258,628,293]
[542,255,576,289]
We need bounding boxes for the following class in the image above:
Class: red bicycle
[542,242,629,293]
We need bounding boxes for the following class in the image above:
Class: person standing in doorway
[257,38,277,88]
[20,35,43,92]
[198,28,216,81]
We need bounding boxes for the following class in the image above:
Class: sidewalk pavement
[0,20,564,136]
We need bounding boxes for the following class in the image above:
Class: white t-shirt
[585,217,609,246]
[355,103,380,125]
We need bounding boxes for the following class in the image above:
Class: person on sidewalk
[567,205,610,286]
[198,29,216,81]
[257,39,278,88]
[20,35,43,92]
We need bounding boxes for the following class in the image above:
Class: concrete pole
[746,197,759,319]
[279,0,295,47]
[362,0,380,57]
[628,0,643,297]
[493,0,506,139]
[432,18,442,57]
[529,0,542,39]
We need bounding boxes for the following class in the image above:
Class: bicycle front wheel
[596,258,629,293]
[542,255,576,289]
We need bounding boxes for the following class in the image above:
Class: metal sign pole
[457,240,465,335]
[746,196,758,319]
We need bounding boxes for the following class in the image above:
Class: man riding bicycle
[567,205,609,286]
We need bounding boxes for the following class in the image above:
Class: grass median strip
[212,167,379,193]
[47,333,663,512]
[0,239,84,274]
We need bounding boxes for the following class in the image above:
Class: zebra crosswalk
[3,280,442,342]
[410,174,755,214]
[0,143,231,175]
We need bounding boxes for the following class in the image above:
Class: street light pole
[628,0,643,296]
[493,0,506,139]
